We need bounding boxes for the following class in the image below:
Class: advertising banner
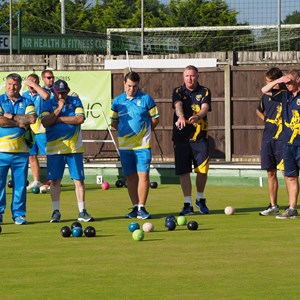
[0,71,112,130]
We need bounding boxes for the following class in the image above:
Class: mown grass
[1,183,300,300]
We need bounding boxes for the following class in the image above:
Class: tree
[128,0,168,28]
[284,10,300,24]
[283,10,300,51]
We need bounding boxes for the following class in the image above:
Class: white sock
[184,196,192,205]
[196,192,204,200]
[138,204,144,210]
[52,201,60,211]
[78,202,85,212]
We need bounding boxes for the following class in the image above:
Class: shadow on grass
[142,238,165,242]
[210,206,270,215]
[0,231,20,235]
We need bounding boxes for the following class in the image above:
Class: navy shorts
[261,139,284,171]
[173,140,209,175]
[283,144,300,177]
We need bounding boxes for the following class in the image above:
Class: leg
[195,172,209,214]
[27,141,42,189]
[0,153,10,219]
[29,155,40,183]
[179,173,192,197]
[11,153,28,223]
[267,169,278,206]
[285,176,299,209]
[196,172,207,194]
[126,172,139,206]
[74,179,93,222]
[137,171,149,206]
[74,179,85,206]
[50,179,62,207]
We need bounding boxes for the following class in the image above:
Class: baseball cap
[53,79,70,93]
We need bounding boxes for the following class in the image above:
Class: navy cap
[53,79,70,93]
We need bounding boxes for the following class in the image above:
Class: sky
[86,0,299,26]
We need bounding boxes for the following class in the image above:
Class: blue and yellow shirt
[41,96,85,155]
[22,90,46,134]
[111,90,159,150]
[0,93,36,153]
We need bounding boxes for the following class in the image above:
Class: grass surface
[1,184,300,300]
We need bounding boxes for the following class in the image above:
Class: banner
[0,71,111,130]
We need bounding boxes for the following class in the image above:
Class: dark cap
[53,79,70,93]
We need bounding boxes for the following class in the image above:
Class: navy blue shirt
[172,83,211,142]
[273,89,300,145]
[257,89,284,141]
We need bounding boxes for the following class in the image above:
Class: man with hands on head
[261,69,300,219]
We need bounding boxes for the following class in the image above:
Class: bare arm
[57,115,85,125]
[111,120,118,130]
[25,80,50,100]
[256,109,265,122]
[261,76,290,94]
[0,113,37,129]
[174,101,186,129]
[41,100,64,128]
[188,103,210,125]
[151,117,159,130]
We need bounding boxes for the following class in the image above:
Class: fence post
[224,64,231,162]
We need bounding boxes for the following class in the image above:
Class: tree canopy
[0,0,237,33]
[0,1,299,53]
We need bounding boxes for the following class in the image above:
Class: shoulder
[67,95,82,105]
[22,90,30,98]
[197,84,210,93]
[173,85,184,94]
[0,93,6,101]
[113,92,126,102]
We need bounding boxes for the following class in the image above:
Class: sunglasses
[44,76,54,79]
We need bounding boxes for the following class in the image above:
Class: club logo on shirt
[297,98,300,106]
[196,94,203,102]
[19,103,24,109]
[137,100,142,106]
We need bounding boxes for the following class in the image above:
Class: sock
[196,192,204,200]
[78,202,85,212]
[52,201,60,211]
[138,204,144,210]
[184,196,192,205]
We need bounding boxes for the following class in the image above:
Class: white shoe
[27,181,42,190]
[259,204,279,216]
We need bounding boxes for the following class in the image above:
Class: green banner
[18,35,107,52]
[0,71,112,130]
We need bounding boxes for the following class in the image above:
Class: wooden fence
[1,52,299,162]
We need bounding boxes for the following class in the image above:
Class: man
[41,69,78,97]
[0,73,37,225]
[23,74,50,190]
[256,67,287,216]
[172,65,211,216]
[262,69,300,219]
[110,71,159,219]
[41,79,93,223]
[41,69,55,95]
